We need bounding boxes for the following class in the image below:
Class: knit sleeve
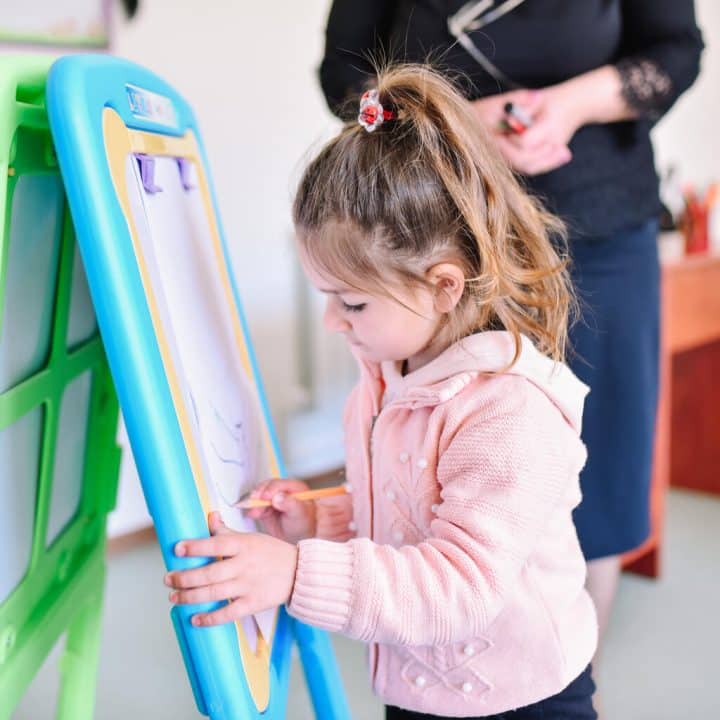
[616,0,703,120]
[287,383,586,646]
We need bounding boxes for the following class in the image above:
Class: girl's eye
[342,301,366,313]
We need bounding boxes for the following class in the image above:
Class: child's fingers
[170,579,243,606]
[245,494,291,515]
[165,556,239,589]
[270,492,306,518]
[237,478,308,511]
[239,479,311,516]
[208,511,233,535]
[245,505,284,524]
[174,533,245,559]
[250,480,275,499]
[244,505,272,520]
[257,518,285,539]
[191,597,254,627]
[257,478,309,500]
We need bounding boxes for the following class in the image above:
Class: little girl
[166,65,598,719]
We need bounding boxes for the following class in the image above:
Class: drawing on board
[124,151,276,654]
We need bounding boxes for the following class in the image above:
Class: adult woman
[317,0,703,653]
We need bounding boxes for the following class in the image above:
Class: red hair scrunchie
[358,89,396,132]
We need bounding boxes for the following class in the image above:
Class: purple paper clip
[176,158,195,190]
[134,153,162,194]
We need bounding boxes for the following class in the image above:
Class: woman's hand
[469,87,544,136]
[470,67,630,177]
[166,511,298,627]
[470,84,585,176]
[243,478,316,543]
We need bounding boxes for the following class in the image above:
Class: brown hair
[293,64,575,364]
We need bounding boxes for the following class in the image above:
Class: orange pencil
[236,484,348,510]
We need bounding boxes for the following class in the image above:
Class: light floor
[13,489,720,719]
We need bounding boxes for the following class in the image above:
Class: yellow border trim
[102,108,277,711]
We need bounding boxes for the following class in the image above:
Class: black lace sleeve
[617,0,704,121]
[616,57,673,119]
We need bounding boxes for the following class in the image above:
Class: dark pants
[385,664,597,719]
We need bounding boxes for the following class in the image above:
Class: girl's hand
[166,512,298,627]
[242,478,316,544]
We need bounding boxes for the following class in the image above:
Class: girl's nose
[323,298,351,333]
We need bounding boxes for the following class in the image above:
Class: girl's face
[300,252,443,372]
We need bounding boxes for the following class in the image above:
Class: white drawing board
[125,153,275,650]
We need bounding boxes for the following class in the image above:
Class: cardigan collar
[357,331,589,433]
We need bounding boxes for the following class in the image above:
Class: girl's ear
[427,262,465,314]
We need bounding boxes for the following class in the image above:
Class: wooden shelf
[623,249,720,577]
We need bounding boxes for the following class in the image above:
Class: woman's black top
[319,0,703,237]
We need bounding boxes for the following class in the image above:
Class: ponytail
[294,64,575,363]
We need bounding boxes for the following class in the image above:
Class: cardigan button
[386,490,396,501]
[393,530,404,543]
[399,452,409,463]
[348,521,357,531]
[414,675,426,688]
[417,458,428,469]
[343,482,353,493]
[462,682,473,693]
[430,503,439,513]
[463,644,475,656]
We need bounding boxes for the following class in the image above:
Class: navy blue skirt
[567,219,660,561]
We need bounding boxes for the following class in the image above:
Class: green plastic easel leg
[56,578,105,720]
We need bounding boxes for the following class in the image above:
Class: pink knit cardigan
[288,332,598,716]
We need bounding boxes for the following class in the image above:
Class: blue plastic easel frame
[46,54,350,720]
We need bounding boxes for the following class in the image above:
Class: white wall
[98,0,717,535]
[652,0,720,189]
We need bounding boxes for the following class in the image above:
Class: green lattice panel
[0,57,122,719]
